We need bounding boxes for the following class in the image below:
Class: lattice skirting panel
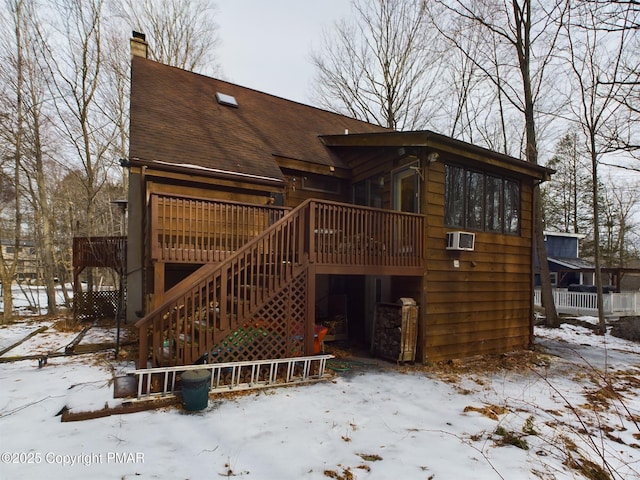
[74,290,121,322]
[206,270,308,363]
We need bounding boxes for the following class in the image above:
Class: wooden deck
[73,236,126,271]
[309,200,423,275]
[135,198,425,368]
[149,194,423,275]
[73,236,127,321]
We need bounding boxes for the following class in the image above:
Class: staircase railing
[136,200,310,368]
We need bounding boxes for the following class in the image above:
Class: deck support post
[153,262,164,309]
[305,264,316,356]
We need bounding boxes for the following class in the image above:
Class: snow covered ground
[0,282,73,316]
[0,317,639,479]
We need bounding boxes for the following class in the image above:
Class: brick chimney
[130,31,148,58]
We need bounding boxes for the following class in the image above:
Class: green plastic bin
[181,369,211,411]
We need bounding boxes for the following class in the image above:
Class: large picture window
[444,164,520,234]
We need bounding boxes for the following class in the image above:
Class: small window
[504,179,520,234]
[215,92,238,108]
[301,174,341,194]
[465,171,484,230]
[353,176,384,208]
[444,165,464,227]
[485,176,503,232]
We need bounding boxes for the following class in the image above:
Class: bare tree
[600,178,639,268]
[433,6,524,155]
[439,0,566,328]
[440,29,483,143]
[311,0,443,130]
[40,0,117,238]
[113,0,221,75]
[18,0,61,314]
[560,0,638,333]
[100,25,130,195]
[0,0,26,322]
[564,2,640,164]
[542,130,593,234]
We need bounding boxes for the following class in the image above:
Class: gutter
[121,157,286,188]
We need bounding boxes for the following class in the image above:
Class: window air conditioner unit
[446,231,475,251]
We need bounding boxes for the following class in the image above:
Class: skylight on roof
[216,92,238,108]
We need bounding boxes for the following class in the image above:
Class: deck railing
[150,194,289,263]
[148,195,424,270]
[309,200,423,270]
[534,288,640,316]
[73,236,126,271]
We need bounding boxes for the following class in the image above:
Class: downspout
[141,165,147,316]
[530,177,546,349]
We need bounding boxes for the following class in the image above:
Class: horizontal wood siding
[423,162,534,361]
[146,177,282,204]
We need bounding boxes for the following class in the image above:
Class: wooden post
[138,326,148,368]
[305,264,316,356]
[307,201,315,264]
[153,262,165,309]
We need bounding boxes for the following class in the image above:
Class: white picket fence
[533,288,640,316]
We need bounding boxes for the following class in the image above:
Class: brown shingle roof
[129,57,390,181]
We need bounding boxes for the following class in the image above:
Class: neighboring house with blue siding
[535,232,628,291]
[542,232,596,288]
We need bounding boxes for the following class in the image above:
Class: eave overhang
[320,130,554,182]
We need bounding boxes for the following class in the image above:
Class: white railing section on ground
[534,288,640,316]
[129,354,334,401]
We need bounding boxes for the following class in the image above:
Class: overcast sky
[213,2,637,179]
[216,1,353,104]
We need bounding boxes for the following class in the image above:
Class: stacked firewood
[371,300,418,363]
[371,303,403,361]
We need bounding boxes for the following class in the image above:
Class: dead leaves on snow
[323,454,382,479]
[463,404,509,420]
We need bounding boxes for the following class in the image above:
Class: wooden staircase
[135,199,424,368]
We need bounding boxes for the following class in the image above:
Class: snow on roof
[151,159,285,184]
[548,256,596,270]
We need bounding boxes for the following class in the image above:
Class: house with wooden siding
[118,34,551,369]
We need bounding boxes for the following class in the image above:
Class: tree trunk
[534,187,560,327]
[515,0,560,329]
[2,276,14,323]
[590,142,606,334]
